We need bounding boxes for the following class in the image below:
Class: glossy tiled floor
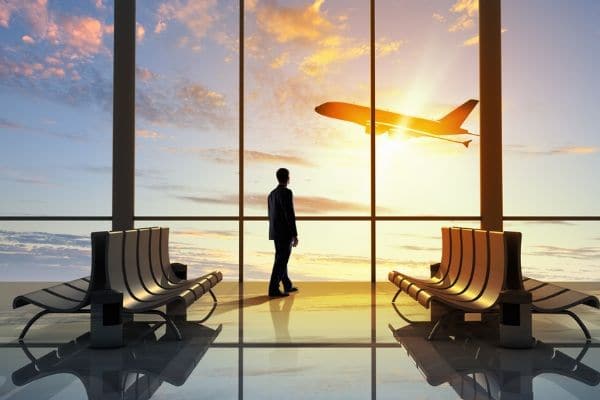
[0,282,599,399]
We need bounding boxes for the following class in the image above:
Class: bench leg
[142,310,182,341]
[560,310,592,341]
[166,301,188,322]
[391,289,402,303]
[195,301,218,324]
[391,302,422,324]
[209,288,218,303]
[18,309,51,341]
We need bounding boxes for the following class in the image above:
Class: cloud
[0,167,53,186]
[0,117,23,130]
[164,147,314,167]
[95,0,105,9]
[176,229,237,240]
[21,35,35,44]
[254,0,334,44]
[449,14,474,32]
[506,144,600,156]
[61,16,106,57]
[432,13,446,23]
[136,23,146,42]
[0,0,54,37]
[0,230,92,280]
[136,66,157,81]
[155,0,218,40]
[135,81,234,129]
[136,129,163,140]
[178,193,374,214]
[300,37,402,77]
[527,245,600,261]
[448,0,478,32]
[463,34,479,46]
[270,52,290,69]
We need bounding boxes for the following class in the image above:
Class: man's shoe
[269,291,289,297]
[284,287,299,293]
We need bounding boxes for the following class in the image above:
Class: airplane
[314,99,479,147]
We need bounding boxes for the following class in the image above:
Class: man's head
[276,168,290,185]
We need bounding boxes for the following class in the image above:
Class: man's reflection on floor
[269,294,295,341]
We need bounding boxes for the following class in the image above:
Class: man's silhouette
[268,168,299,297]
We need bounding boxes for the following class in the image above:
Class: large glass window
[244,0,370,216]
[0,0,113,216]
[503,0,600,215]
[135,0,239,216]
[376,0,479,216]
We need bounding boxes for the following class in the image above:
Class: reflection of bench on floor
[11,321,222,400]
[13,227,223,345]
[389,323,600,400]
[388,227,599,347]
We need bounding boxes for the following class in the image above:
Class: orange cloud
[62,16,105,56]
[136,66,157,81]
[270,52,290,69]
[448,0,478,32]
[255,0,334,44]
[0,0,53,37]
[300,37,402,77]
[432,13,446,23]
[136,129,163,139]
[136,23,145,42]
[451,0,478,16]
[21,35,35,44]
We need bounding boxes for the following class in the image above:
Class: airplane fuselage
[315,102,469,135]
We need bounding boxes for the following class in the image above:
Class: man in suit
[268,168,299,297]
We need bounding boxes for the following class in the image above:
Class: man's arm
[283,189,298,238]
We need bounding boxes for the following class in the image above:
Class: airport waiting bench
[388,227,599,348]
[13,227,223,346]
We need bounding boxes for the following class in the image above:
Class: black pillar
[112,0,136,231]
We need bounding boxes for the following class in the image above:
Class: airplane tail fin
[438,99,478,128]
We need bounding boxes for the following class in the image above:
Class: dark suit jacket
[268,185,298,240]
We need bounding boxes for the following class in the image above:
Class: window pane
[244,221,370,281]
[244,0,370,216]
[504,221,600,282]
[503,0,600,215]
[0,1,113,215]
[135,0,239,216]
[376,0,479,216]
[376,221,480,282]
[134,221,239,281]
[0,221,110,281]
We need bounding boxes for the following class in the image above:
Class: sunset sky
[1,0,599,281]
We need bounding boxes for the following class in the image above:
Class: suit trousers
[269,237,293,293]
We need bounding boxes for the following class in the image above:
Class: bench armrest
[430,263,441,278]
[171,263,188,280]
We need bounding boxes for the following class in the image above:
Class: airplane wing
[376,122,473,147]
